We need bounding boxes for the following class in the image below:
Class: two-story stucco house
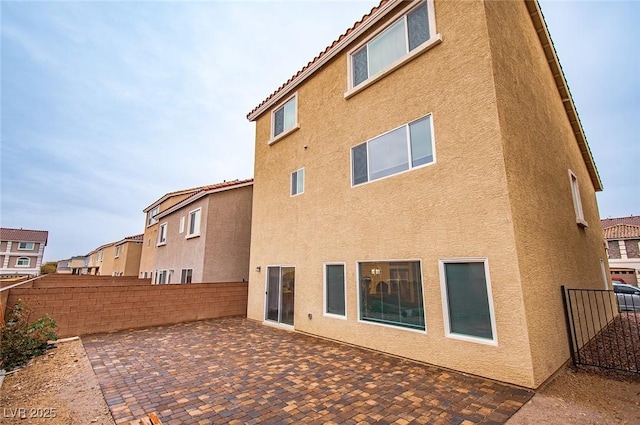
[0,227,49,278]
[152,179,253,284]
[245,0,607,389]
[139,186,208,279]
[602,216,640,285]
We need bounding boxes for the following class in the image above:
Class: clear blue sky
[1,1,639,262]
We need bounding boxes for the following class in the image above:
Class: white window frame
[568,170,588,227]
[179,216,185,233]
[269,92,299,145]
[156,269,168,284]
[355,258,427,334]
[345,0,441,98]
[181,268,193,284]
[147,206,160,226]
[323,262,347,319]
[290,168,305,197]
[351,114,435,187]
[438,258,497,346]
[18,242,35,250]
[98,251,104,262]
[187,208,201,238]
[157,222,168,246]
[16,257,31,267]
[114,245,121,258]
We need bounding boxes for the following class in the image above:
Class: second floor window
[351,2,430,87]
[16,257,31,267]
[291,168,305,196]
[114,245,121,258]
[147,206,160,226]
[272,94,297,139]
[188,209,201,237]
[352,114,434,186]
[158,223,167,245]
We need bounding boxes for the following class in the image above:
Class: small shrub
[0,300,58,371]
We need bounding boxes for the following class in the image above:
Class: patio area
[83,317,533,425]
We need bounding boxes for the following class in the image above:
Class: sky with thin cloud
[1,0,638,262]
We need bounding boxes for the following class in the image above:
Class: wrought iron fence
[561,285,640,373]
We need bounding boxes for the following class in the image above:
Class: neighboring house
[602,216,640,285]
[112,234,143,276]
[245,0,607,389]
[56,255,88,275]
[152,179,253,284]
[86,242,116,276]
[0,227,49,278]
[139,186,208,279]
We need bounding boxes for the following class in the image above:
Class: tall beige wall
[202,186,253,283]
[483,0,607,387]
[248,0,541,387]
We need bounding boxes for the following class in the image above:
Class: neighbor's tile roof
[603,224,640,240]
[246,0,390,120]
[601,216,640,228]
[0,227,48,244]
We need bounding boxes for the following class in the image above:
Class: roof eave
[525,0,603,192]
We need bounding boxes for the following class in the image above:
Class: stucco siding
[483,0,607,387]
[202,186,253,283]
[249,0,537,387]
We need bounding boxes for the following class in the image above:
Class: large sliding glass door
[266,266,295,326]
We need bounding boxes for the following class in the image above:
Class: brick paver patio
[83,318,533,425]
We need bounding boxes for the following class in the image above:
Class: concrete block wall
[3,282,248,338]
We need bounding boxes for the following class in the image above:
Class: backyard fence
[561,285,640,373]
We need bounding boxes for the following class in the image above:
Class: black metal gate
[561,285,640,373]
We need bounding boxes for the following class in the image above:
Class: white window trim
[355,258,427,334]
[18,242,35,250]
[16,257,31,267]
[351,113,436,187]
[291,168,305,197]
[186,208,202,239]
[568,170,588,227]
[323,262,347,320]
[269,92,299,145]
[157,222,168,246]
[438,257,498,346]
[114,245,120,258]
[147,206,160,227]
[345,0,441,98]
[179,216,185,234]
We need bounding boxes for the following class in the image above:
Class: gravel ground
[1,338,639,424]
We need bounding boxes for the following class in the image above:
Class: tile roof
[246,0,390,120]
[156,178,254,219]
[601,216,640,228]
[0,227,48,244]
[603,224,640,240]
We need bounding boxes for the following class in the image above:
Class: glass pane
[407,3,430,51]
[283,98,296,131]
[359,261,424,330]
[368,127,409,181]
[266,267,280,321]
[281,267,295,326]
[274,107,284,136]
[352,143,368,185]
[368,19,407,77]
[297,169,304,194]
[326,265,346,315]
[445,263,493,339]
[291,171,297,196]
[352,47,368,86]
[409,116,433,167]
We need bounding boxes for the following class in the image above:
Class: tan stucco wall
[139,193,196,278]
[483,0,607,387]
[112,242,142,276]
[154,198,209,283]
[248,0,545,387]
[97,245,116,276]
[202,185,253,283]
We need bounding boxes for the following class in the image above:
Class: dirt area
[0,338,114,425]
[1,338,639,425]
